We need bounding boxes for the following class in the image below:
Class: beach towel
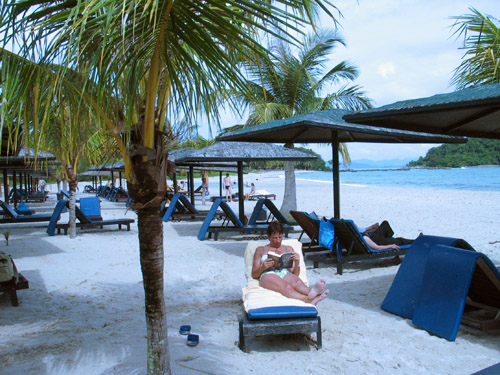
[242,239,316,311]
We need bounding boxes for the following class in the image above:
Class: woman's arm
[288,248,301,275]
[251,246,274,279]
[363,236,400,251]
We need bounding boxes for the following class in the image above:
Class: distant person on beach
[223,173,232,202]
[245,183,256,200]
[251,221,329,305]
[38,179,46,192]
[202,172,209,195]
[357,221,415,250]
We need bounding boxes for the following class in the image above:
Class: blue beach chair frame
[197,199,293,241]
[47,199,134,236]
[247,198,296,226]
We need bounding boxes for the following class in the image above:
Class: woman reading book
[251,221,329,305]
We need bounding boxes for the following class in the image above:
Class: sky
[198,0,500,163]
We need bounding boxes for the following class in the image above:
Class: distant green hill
[408,138,500,168]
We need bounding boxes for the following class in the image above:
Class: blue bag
[319,220,335,250]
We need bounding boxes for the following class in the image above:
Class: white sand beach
[0,171,499,375]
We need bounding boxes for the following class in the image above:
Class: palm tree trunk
[126,128,171,374]
[280,161,297,218]
[137,206,170,375]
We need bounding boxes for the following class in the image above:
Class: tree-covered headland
[408,138,500,168]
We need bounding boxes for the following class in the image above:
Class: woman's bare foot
[308,279,326,300]
[311,290,329,305]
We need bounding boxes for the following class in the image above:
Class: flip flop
[179,325,191,335]
[187,334,199,347]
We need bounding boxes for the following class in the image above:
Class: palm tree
[0,50,113,238]
[451,8,500,88]
[1,1,338,373]
[234,29,372,216]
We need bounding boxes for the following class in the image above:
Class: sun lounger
[239,239,322,351]
[308,218,412,274]
[247,199,297,226]
[197,199,293,241]
[46,199,135,236]
[248,189,276,200]
[0,200,65,224]
[289,210,330,253]
[8,188,48,203]
[162,193,225,222]
[382,237,499,341]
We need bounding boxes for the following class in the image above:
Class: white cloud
[377,62,396,79]
[199,0,500,163]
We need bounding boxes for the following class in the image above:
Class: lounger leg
[238,319,246,352]
[316,317,322,349]
[337,260,343,275]
[9,288,19,307]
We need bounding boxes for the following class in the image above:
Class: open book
[267,251,293,270]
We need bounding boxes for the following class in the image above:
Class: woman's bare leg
[261,274,310,302]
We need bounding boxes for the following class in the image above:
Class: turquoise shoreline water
[294,166,500,191]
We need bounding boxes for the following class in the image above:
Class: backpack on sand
[0,252,18,284]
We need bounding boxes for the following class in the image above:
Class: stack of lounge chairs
[382,235,500,341]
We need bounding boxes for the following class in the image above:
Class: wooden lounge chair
[248,198,296,226]
[0,200,65,224]
[289,210,330,253]
[46,199,134,236]
[308,218,412,275]
[197,199,293,241]
[239,239,322,351]
[162,193,225,222]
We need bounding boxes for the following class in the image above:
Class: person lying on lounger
[244,183,256,200]
[357,220,416,251]
[251,221,329,305]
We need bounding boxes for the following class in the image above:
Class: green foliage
[450,8,500,88]
[408,138,500,167]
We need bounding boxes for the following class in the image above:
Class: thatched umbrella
[343,83,500,139]
[175,142,317,222]
[0,148,57,204]
[217,108,466,218]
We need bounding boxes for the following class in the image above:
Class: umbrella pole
[332,132,340,219]
[237,161,244,223]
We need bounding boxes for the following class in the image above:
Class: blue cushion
[247,306,318,320]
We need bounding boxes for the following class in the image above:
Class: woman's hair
[267,221,284,237]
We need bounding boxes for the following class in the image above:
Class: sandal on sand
[179,325,191,335]
[187,334,199,346]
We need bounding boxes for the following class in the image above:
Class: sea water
[295,166,500,191]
